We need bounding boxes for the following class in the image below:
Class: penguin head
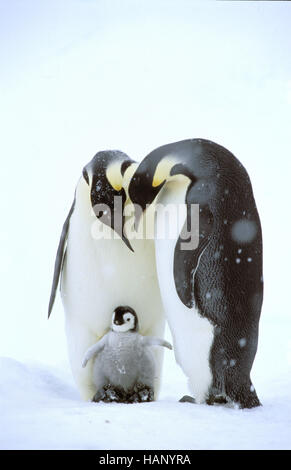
[82,150,136,251]
[111,306,138,333]
[128,141,194,229]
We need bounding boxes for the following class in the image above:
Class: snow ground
[1,315,290,450]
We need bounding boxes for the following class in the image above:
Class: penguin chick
[82,306,172,403]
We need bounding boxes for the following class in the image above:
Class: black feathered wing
[48,198,75,317]
[173,201,214,308]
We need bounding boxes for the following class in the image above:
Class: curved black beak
[129,173,165,232]
[91,176,134,252]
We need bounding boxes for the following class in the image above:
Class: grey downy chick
[82,306,172,403]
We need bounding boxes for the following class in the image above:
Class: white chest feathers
[82,331,172,392]
[90,332,155,390]
[154,176,215,403]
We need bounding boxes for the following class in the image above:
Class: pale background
[0,0,290,449]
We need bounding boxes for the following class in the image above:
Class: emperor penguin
[48,150,165,401]
[128,138,263,409]
[82,306,172,403]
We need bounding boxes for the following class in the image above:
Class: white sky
[0,0,290,363]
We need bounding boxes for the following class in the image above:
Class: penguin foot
[233,394,262,409]
[92,384,122,403]
[92,383,155,404]
[92,387,107,402]
[179,395,196,404]
[104,387,121,402]
[225,381,262,409]
[127,383,154,403]
[206,394,228,406]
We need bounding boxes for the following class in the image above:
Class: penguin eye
[96,209,109,219]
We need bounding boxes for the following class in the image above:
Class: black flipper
[174,202,214,308]
[48,198,75,318]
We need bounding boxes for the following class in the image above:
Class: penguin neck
[122,163,138,197]
[154,174,191,236]
[153,174,191,310]
[110,329,136,337]
[122,163,151,245]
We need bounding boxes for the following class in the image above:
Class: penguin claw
[127,383,154,403]
[138,387,154,402]
[179,394,229,405]
[92,387,107,402]
[92,384,121,403]
[92,383,155,404]
[206,394,228,406]
[104,388,120,402]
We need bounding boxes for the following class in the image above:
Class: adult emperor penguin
[48,150,165,401]
[128,138,263,408]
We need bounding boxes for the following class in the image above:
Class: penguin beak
[128,149,175,214]
[129,153,180,232]
[97,207,133,252]
[91,177,134,252]
[129,178,165,232]
[121,233,134,252]
[108,204,134,253]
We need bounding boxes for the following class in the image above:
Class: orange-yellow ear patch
[106,162,123,191]
[152,157,178,187]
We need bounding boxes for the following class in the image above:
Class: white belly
[60,179,165,400]
[154,178,214,403]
